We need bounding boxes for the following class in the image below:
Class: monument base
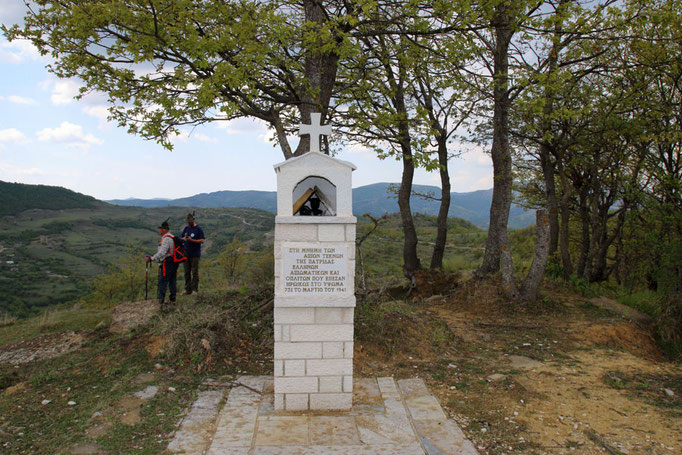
[273,306,354,411]
[173,376,478,455]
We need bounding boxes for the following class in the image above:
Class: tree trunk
[577,186,590,278]
[584,200,606,281]
[541,146,559,253]
[295,0,340,156]
[476,4,514,278]
[431,138,451,269]
[558,167,573,278]
[399,144,421,288]
[592,208,626,282]
[520,209,552,301]
[540,0,570,255]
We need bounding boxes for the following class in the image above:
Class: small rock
[154,363,163,370]
[448,364,457,369]
[425,294,444,303]
[134,385,158,400]
[67,401,76,406]
[168,387,176,393]
[664,388,675,397]
[487,373,507,383]
[508,355,544,370]
[41,399,51,405]
[4,382,27,396]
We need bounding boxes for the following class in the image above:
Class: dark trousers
[158,259,178,303]
[184,256,200,292]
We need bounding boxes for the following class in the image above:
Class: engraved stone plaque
[282,243,348,294]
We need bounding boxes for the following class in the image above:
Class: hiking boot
[181,291,191,296]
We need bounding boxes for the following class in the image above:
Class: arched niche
[292,176,337,216]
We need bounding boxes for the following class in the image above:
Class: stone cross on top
[299,112,331,154]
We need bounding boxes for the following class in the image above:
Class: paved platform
[171,376,478,455]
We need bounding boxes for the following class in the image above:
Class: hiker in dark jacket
[145,219,178,306]
[180,212,205,295]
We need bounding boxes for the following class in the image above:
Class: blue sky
[0,1,493,200]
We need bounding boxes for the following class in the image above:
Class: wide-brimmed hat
[157,218,170,230]
[185,212,195,222]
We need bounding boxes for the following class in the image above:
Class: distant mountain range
[108,183,534,228]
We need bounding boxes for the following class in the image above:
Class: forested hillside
[0,181,101,216]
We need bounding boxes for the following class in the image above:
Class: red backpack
[162,234,187,263]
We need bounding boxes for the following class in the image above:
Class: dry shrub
[658,294,682,342]
[153,288,273,371]
[0,313,17,327]
[412,269,460,299]
[581,322,664,361]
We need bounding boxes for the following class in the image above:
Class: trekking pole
[145,261,149,300]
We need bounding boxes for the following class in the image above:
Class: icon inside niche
[294,185,335,216]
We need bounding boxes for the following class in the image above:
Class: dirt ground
[0,331,84,365]
[109,299,159,333]
[355,277,682,455]
[2,287,681,455]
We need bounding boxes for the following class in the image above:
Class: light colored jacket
[151,233,174,262]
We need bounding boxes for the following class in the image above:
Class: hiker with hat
[145,218,180,307]
[180,212,205,295]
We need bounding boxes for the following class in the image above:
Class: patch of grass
[603,370,682,412]
[95,385,197,454]
[0,307,110,347]
[0,312,17,327]
[618,290,660,318]
[576,301,615,320]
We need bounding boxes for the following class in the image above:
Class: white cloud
[7,95,37,105]
[167,129,218,144]
[0,128,30,144]
[168,130,191,144]
[38,79,52,90]
[0,38,41,64]
[51,80,82,105]
[0,2,29,27]
[258,128,277,145]
[83,105,112,128]
[36,122,103,150]
[194,133,217,143]
[215,117,268,135]
[0,162,47,177]
[347,142,375,157]
[454,143,491,166]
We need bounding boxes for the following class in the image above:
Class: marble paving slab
[174,376,477,455]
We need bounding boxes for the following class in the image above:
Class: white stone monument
[273,114,357,411]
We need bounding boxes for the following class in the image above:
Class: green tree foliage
[3,0,413,158]
[215,237,247,284]
[85,247,147,307]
